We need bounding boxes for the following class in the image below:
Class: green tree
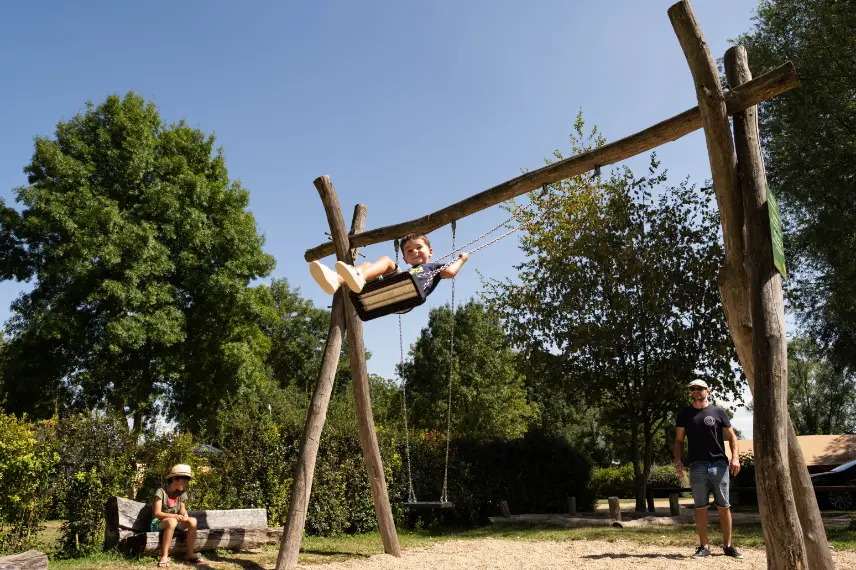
[401,300,537,441]
[738,1,856,368]
[788,337,856,435]
[485,119,738,509]
[0,92,275,434]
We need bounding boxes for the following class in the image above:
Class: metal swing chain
[440,221,457,504]
[396,240,417,504]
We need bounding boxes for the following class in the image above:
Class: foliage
[0,92,275,434]
[53,414,136,555]
[646,464,687,495]
[484,115,738,509]
[0,413,57,555]
[400,300,537,441]
[738,1,856,368]
[590,464,636,499]
[787,337,856,435]
[401,429,595,527]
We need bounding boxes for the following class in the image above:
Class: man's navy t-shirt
[676,405,732,464]
[408,263,445,297]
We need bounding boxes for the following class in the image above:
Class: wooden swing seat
[350,270,426,321]
[403,501,455,510]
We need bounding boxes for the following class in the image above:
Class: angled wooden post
[726,44,833,569]
[275,204,368,570]
[312,175,401,557]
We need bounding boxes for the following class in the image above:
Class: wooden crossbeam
[304,62,799,262]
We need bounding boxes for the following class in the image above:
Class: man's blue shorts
[689,460,731,509]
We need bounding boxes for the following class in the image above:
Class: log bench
[0,551,48,570]
[104,496,283,555]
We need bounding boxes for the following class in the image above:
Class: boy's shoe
[335,261,366,293]
[723,545,743,559]
[693,545,711,558]
[310,261,340,295]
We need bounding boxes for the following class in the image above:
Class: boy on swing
[310,233,468,298]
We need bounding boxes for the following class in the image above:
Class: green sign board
[768,188,786,279]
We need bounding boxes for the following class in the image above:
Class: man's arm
[674,427,686,477]
[724,426,741,476]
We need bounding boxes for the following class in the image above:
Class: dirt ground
[301,538,856,570]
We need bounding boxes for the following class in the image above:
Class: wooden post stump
[499,500,511,518]
[567,496,576,515]
[669,493,681,516]
[608,497,621,521]
[0,550,48,570]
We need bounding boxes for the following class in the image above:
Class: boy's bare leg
[158,519,177,563]
[718,506,733,546]
[182,517,201,561]
[355,256,397,281]
[695,507,710,547]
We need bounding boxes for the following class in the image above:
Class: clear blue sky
[0,0,762,435]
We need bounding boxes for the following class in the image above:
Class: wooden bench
[104,496,283,555]
[0,550,48,570]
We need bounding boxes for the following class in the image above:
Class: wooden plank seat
[0,550,48,570]
[104,496,283,555]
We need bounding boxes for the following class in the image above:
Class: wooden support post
[726,44,830,570]
[312,175,401,558]
[646,489,655,514]
[668,493,681,516]
[499,500,511,518]
[567,496,576,515]
[304,63,798,261]
[607,497,621,522]
[275,205,367,570]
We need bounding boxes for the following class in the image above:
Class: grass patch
[37,519,856,569]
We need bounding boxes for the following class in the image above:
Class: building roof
[736,434,856,467]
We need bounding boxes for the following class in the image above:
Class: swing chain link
[441,221,457,504]
[396,240,418,504]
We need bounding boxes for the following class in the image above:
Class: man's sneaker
[723,545,744,559]
[310,261,340,295]
[335,261,366,293]
[693,545,711,558]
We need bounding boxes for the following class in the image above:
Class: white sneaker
[335,261,366,293]
[309,261,340,295]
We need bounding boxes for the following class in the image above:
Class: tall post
[726,45,832,569]
[275,204,368,570]
[312,175,401,557]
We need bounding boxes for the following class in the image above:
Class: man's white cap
[688,379,709,389]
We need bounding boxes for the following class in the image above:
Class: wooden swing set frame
[275,2,834,569]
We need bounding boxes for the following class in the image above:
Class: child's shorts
[150,518,161,532]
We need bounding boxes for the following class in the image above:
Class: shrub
[647,464,688,496]
[0,414,57,555]
[591,463,636,499]
[400,429,595,527]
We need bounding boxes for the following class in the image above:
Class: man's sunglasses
[689,387,706,392]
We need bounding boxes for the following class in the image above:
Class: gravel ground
[301,538,856,569]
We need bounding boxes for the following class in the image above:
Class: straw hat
[166,464,193,481]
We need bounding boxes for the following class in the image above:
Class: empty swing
[399,222,459,510]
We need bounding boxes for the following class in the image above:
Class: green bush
[0,414,57,555]
[591,463,636,499]
[54,414,135,556]
[401,429,595,527]
[647,464,688,495]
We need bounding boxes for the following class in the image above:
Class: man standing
[675,379,743,559]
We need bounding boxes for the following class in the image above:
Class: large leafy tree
[738,1,856,367]
[0,92,275,433]
[400,300,537,441]
[788,337,856,435]
[485,119,738,509]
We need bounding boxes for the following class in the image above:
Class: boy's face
[169,476,190,492]
[402,238,432,265]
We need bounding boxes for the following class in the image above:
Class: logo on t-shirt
[704,415,717,427]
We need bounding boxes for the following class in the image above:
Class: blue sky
[0,0,764,436]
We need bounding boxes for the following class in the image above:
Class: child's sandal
[156,561,170,568]
[184,556,206,564]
